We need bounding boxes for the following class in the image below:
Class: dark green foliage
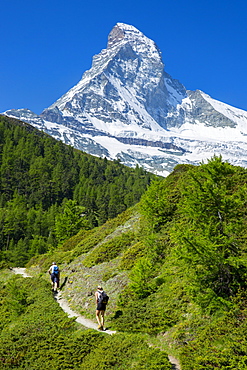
[112,263,187,335]
[0,115,154,265]
[120,156,247,367]
[140,164,192,231]
[129,257,154,297]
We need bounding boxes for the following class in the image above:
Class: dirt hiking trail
[12,267,115,334]
[56,291,116,334]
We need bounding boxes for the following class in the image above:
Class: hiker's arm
[95,292,98,305]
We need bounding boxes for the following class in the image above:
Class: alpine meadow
[1,113,247,368]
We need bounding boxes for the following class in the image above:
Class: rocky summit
[4,23,247,176]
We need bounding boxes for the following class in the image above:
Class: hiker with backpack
[48,262,60,293]
[95,285,109,331]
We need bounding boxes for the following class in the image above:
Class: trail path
[12,267,32,278]
[56,291,116,334]
[12,267,180,369]
[168,355,181,370]
[13,267,116,334]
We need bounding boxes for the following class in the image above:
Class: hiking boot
[98,325,103,330]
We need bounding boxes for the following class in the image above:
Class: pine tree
[55,199,89,244]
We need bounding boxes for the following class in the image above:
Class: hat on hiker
[98,285,103,290]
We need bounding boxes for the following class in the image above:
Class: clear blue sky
[1,0,247,114]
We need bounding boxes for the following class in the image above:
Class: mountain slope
[4,23,247,175]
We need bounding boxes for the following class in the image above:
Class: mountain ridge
[3,23,247,176]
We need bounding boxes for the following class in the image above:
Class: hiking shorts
[51,273,59,284]
[97,302,106,311]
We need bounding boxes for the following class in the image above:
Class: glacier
[3,22,247,176]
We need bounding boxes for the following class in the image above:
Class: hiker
[48,262,60,292]
[95,285,109,330]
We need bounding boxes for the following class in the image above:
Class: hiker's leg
[54,281,58,292]
[96,310,102,326]
[54,276,59,292]
[50,275,54,290]
[101,310,105,328]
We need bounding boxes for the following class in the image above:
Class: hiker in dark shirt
[95,285,106,330]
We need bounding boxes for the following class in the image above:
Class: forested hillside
[0,115,155,265]
[24,156,247,369]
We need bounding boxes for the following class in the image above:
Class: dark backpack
[53,265,59,275]
[98,291,109,305]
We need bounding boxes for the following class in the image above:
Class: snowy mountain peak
[107,23,162,60]
[3,23,247,176]
[47,22,170,131]
[107,23,128,48]
[107,23,149,46]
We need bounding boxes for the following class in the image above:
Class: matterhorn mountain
[4,23,247,176]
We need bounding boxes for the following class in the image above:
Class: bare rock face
[4,23,247,176]
[107,24,125,48]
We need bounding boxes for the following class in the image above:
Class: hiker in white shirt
[48,262,60,292]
